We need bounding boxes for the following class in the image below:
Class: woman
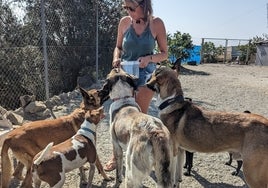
[104,0,168,171]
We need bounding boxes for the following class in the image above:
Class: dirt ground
[6,63,268,187]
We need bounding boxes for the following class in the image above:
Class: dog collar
[112,96,133,101]
[158,95,184,110]
[76,120,96,145]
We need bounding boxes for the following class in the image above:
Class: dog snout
[146,79,158,92]
[98,81,111,104]
[146,83,157,92]
[98,90,110,105]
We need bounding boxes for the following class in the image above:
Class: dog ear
[79,87,89,99]
[80,87,94,105]
[125,75,138,90]
[89,106,105,124]
[79,87,101,110]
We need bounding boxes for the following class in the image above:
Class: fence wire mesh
[1,0,117,110]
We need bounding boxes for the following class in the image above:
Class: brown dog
[182,108,248,177]
[32,107,112,188]
[99,68,173,188]
[1,87,103,188]
[146,66,268,188]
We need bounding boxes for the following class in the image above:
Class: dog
[183,109,250,177]
[98,68,173,188]
[146,66,268,188]
[31,107,112,188]
[1,87,103,188]
[171,64,244,177]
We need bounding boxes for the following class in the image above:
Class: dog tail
[150,129,172,187]
[1,138,13,188]
[33,142,54,165]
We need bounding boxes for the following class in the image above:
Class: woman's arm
[153,17,168,62]
[112,16,131,67]
[138,17,168,68]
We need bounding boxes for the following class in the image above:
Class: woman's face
[123,1,144,20]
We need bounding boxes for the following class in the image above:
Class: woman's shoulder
[118,16,132,34]
[120,16,132,24]
[151,16,165,26]
[150,16,165,35]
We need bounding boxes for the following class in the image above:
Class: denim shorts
[137,63,156,87]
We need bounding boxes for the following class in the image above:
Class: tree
[13,0,121,93]
[202,42,218,63]
[167,31,194,64]
[0,3,39,109]
[238,35,268,63]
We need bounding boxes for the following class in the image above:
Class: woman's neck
[133,17,147,25]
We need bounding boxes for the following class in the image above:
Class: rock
[0,106,8,115]
[45,95,62,108]
[0,114,13,130]
[5,111,23,125]
[24,101,47,114]
[20,95,36,107]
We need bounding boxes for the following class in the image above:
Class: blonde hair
[125,0,153,22]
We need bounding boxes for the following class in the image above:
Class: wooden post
[200,38,204,64]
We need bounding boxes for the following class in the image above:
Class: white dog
[99,68,175,188]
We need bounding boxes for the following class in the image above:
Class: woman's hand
[112,59,121,68]
[137,56,152,68]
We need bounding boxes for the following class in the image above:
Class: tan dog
[1,87,103,188]
[99,68,173,188]
[32,107,112,188]
[146,66,268,188]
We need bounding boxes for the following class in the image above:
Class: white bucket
[121,61,140,77]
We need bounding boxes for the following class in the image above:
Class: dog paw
[80,180,88,185]
[183,171,191,176]
[231,171,239,176]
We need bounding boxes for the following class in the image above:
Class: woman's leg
[104,151,116,171]
[135,86,154,113]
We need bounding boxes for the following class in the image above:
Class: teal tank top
[122,24,155,61]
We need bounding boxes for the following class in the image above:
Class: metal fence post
[41,0,49,100]
[95,0,99,83]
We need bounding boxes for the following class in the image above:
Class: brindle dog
[146,66,268,188]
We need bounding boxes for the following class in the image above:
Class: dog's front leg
[95,155,113,181]
[86,163,95,188]
[114,147,123,188]
[174,148,184,188]
[79,166,87,185]
[225,153,233,166]
[170,154,177,187]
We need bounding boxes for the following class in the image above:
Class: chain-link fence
[0,0,119,110]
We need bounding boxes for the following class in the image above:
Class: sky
[153,0,268,45]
